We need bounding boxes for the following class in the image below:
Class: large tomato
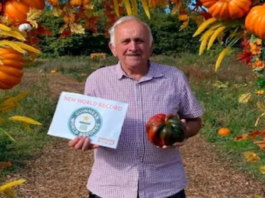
[200,0,252,20]
[245,4,265,40]
[3,0,45,22]
[0,48,25,90]
[146,114,186,147]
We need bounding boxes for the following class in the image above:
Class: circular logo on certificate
[68,107,102,137]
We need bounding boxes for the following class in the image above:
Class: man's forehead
[115,21,147,36]
[116,20,146,31]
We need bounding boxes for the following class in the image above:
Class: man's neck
[122,64,149,81]
[121,61,150,81]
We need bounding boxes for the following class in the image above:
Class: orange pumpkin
[200,0,252,20]
[83,0,90,4]
[178,14,189,21]
[50,69,56,74]
[70,0,82,6]
[23,0,45,10]
[0,48,25,90]
[3,0,45,22]
[63,14,77,23]
[217,128,231,136]
[245,4,265,40]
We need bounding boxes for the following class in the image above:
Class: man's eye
[135,39,143,43]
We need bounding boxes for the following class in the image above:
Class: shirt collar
[115,61,163,80]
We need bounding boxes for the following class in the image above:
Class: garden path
[9,71,265,198]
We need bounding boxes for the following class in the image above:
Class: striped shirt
[85,61,204,198]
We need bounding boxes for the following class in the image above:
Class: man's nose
[128,41,137,51]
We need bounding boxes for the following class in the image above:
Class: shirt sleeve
[178,73,204,119]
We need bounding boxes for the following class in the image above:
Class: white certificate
[48,92,128,149]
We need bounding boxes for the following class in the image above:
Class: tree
[37,11,109,57]
[140,11,199,55]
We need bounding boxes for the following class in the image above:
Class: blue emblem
[68,107,102,137]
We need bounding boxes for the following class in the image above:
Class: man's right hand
[69,137,99,151]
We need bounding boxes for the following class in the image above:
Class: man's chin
[120,58,149,68]
[126,60,143,67]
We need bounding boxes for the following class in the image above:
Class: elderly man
[69,16,203,198]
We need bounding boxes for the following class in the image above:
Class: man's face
[109,20,153,70]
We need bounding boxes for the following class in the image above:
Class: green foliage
[256,78,265,89]
[37,11,199,57]
[140,11,200,56]
[0,78,54,175]
[37,11,109,58]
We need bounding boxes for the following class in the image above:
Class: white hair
[108,16,153,47]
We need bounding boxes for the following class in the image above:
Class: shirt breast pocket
[148,94,179,115]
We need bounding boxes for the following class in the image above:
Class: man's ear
[109,42,116,57]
